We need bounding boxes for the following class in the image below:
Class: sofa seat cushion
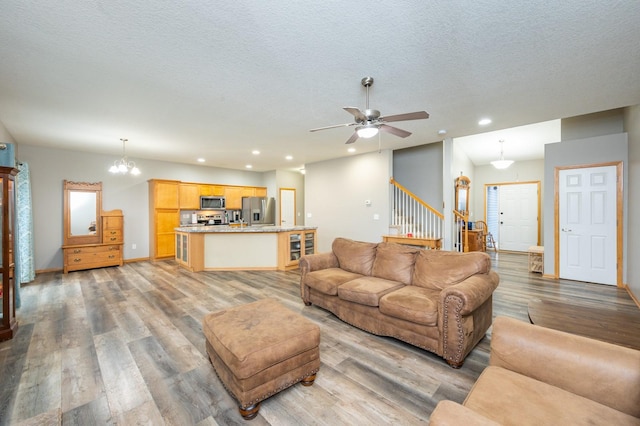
[378,285,440,326]
[412,250,491,290]
[371,242,419,284]
[304,268,363,296]
[332,238,378,276]
[337,277,405,307]
[464,366,640,426]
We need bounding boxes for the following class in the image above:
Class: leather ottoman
[203,298,321,420]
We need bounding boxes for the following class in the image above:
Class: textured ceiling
[0,1,638,172]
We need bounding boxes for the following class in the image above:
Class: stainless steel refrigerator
[241,197,276,226]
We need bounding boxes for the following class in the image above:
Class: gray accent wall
[392,142,443,213]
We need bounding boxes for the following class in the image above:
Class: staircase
[389,178,444,248]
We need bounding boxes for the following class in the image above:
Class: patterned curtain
[16,162,35,308]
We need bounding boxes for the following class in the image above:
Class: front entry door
[498,183,539,251]
[559,165,617,285]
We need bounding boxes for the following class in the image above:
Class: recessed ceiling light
[252,150,260,155]
[197,158,205,163]
[478,118,492,126]
[245,164,252,169]
[348,147,356,153]
[299,168,306,175]
[285,155,293,160]
[437,129,447,135]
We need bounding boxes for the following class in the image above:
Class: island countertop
[174,226,317,272]
[175,225,317,233]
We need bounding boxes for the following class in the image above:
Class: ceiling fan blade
[310,122,356,132]
[380,111,430,122]
[343,107,367,122]
[379,124,411,138]
[345,132,359,144]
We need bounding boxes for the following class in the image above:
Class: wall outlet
[132,243,137,249]
[373,214,380,220]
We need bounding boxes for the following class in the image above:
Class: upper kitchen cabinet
[199,184,225,196]
[179,183,200,209]
[255,187,267,197]
[224,186,243,210]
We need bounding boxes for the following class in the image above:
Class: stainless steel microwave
[200,196,226,210]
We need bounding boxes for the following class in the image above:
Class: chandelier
[109,138,141,175]
[490,139,514,170]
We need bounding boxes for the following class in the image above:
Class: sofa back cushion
[412,250,491,290]
[332,238,378,276]
[371,242,419,284]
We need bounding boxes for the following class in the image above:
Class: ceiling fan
[310,77,429,144]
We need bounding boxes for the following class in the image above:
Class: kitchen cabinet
[149,179,180,260]
[224,186,243,210]
[175,232,204,272]
[255,187,267,197]
[0,167,17,341]
[199,184,224,196]
[278,230,316,270]
[179,183,200,209]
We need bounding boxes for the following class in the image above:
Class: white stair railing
[390,178,444,243]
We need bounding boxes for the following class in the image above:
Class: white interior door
[498,183,538,251]
[559,166,617,285]
[279,188,295,226]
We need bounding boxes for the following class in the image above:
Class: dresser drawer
[103,230,123,244]
[63,244,123,272]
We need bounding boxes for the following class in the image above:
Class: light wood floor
[0,252,637,425]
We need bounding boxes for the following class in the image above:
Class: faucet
[239,219,245,229]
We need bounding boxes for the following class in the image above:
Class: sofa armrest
[429,400,500,426]
[440,270,500,315]
[490,316,640,418]
[299,252,339,275]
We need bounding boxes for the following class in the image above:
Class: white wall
[624,105,640,301]
[305,150,392,252]
[18,144,266,271]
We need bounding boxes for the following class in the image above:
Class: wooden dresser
[63,209,124,273]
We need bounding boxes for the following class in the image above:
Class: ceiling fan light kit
[356,124,379,138]
[490,139,514,169]
[310,77,429,144]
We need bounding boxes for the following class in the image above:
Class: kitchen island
[174,225,317,272]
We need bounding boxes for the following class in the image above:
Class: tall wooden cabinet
[0,167,17,341]
[149,179,180,260]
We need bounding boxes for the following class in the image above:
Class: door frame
[554,161,623,286]
[483,180,541,250]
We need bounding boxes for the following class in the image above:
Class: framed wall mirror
[63,180,103,246]
[455,175,471,216]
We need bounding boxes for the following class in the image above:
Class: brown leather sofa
[430,316,640,425]
[299,238,500,367]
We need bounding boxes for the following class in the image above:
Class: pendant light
[109,138,141,175]
[490,139,514,170]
